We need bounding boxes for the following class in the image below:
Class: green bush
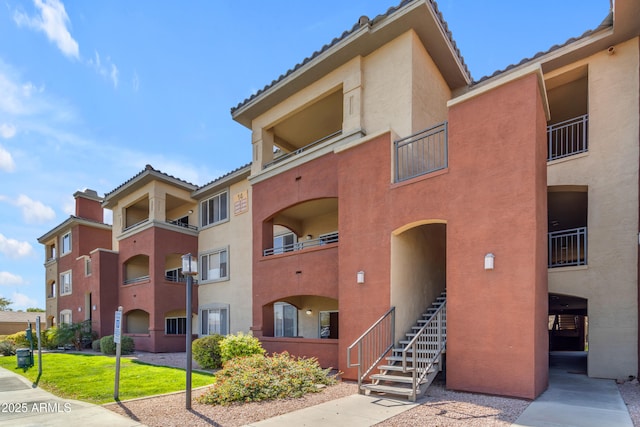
[192,334,224,369]
[198,352,338,405]
[92,339,101,352]
[220,332,265,364]
[99,335,134,355]
[0,340,16,356]
[6,330,29,347]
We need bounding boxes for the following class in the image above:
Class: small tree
[0,297,12,311]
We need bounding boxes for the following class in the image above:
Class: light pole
[181,253,198,410]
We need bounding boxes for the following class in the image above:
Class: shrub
[198,352,338,405]
[0,340,16,356]
[192,334,224,369]
[6,331,29,347]
[92,339,101,352]
[219,332,265,364]
[100,335,134,355]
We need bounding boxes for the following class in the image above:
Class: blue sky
[0,0,609,311]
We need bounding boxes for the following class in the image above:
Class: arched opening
[390,221,447,337]
[549,293,588,374]
[123,255,150,285]
[125,309,150,334]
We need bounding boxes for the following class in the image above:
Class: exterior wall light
[484,253,495,270]
[306,309,312,315]
[357,270,365,284]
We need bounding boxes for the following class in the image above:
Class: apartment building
[230,0,640,400]
[39,165,253,352]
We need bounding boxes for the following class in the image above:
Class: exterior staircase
[348,291,447,402]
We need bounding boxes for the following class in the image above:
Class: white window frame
[60,232,72,256]
[200,304,230,336]
[60,270,72,296]
[200,190,229,228]
[60,309,72,325]
[165,267,183,282]
[200,248,229,282]
[274,302,298,337]
[165,317,187,335]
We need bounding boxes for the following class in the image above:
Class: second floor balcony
[547,114,588,162]
[548,227,587,268]
[264,232,339,256]
[395,122,448,183]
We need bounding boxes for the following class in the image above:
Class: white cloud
[0,123,16,139]
[0,272,27,286]
[11,291,38,309]
[6,194,56,224]
[0,234,34,259]
[87,50,119,88]
[62,195,74,215]
[13,0,80,60]
[0,145,15,172]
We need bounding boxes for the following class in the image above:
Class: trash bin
[16,348,32,368]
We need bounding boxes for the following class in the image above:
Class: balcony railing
[263,232,339,256]
[123,219,149,232]
[547,114,588,161]
[123,275,150,285]
[166,219,198,230]
[395,122,448,183]
[263,130,342,169]
[548,227,587,268]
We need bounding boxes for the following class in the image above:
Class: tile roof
[104,164,197,198]
[0,311,46,325]
[230,0,469,114]
[197,162,251,191]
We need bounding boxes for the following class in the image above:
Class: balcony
[395,122,448,183]
[547,114,588,161]
[548,227,587,268]
[264,232,339,256]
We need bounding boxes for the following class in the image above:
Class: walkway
[0,366,145,427]
[513,352,634,427]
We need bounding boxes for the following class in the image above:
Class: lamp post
[181,253,198,410]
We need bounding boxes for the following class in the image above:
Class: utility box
[16,348,32,368]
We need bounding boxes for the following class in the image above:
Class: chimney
[73,189,104,222]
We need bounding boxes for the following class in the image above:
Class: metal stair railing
[347,307,395,393]
[401,300,446,401]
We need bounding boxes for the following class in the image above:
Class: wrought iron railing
[547,114,588,161]
[123,275,150,285]
[548,227,587,268]
[123,219,149,232]
[401,300,446,401]
[166,219,198,230]
[263,130,342,169]
[263,232,339,256]
[395,122,448,182]
[347,307,395,393]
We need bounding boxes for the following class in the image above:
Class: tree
[26,308,45,312]
[0,297,13,311]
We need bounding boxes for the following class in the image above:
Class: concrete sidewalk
[242,393,419,427]
[513,353,634,427]
[0,366,145,427]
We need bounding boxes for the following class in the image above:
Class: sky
[0,0,610,311]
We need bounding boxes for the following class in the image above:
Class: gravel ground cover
[104,352,640,427]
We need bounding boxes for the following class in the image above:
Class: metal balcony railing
[123,275,150,285]
[263,232,339,256]
[263,130,342,169]
[166,219,198,230]
[547,114,588,161]
[548,227,587,268]
[395,122,448,183]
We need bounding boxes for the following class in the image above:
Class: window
[200,249,228,281]
[60,309,72,325]
[201,191,228,227]
[319,311,339,339]
[274,302,297,337]
[61,232,71,255]
[274,232,297,254]
[48,282,56,299]
[200,305,229,335]
[165,317,187,335]
[85,257,92,276]
[60,271,72,295]
[165,267,183,282]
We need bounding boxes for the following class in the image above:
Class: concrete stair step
[361,384,414,396]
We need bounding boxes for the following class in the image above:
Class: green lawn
[0,353,214,404]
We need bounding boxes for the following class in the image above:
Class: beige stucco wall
[197,179,253,335]
[547,37,639,379]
